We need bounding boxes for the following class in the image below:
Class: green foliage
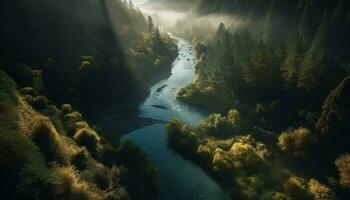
[30,96,49,111]
[52,166,105,200]
[61,104,73,115]
[71,148,89,171]
[62,111,86,136]
[166,119,199,154]
[316,76,350,135]
[283,176,311,200]
[308,179,337,200]
[197,114,234,137]
[244,39,282,100]
[32,70,45,94]
[278,127,316,156]
[0,70,18,103]
[74,128,101,156]
[335,154,350,189]
[298,13,329,94]
[281,34,305,90]
[196,109,243,138]
[194,41,207,58]
[30,116,68,164]
[114,141,157,200]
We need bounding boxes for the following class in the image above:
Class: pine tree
[153,27,164,52]
[148,16,155,33]
[260,0,276,43]
[298,11,329,95]
[281,34,305,90]
[244,39,282,99]
[215,23,228,45]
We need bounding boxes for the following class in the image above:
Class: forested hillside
[168,0,350,199]
[0,0,177,199]
[0,0,177,111]
[0,71,157,200]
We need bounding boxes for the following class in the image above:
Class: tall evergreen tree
[244,39,282,100]
[281,34,305,90]
[298,11,329,95]
[148,16,155,33]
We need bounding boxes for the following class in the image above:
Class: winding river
[122,36,227,200]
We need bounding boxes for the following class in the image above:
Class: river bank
[121,35,227,200]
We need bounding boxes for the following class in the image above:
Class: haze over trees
[168,0,350,199]
[1,0,350,199]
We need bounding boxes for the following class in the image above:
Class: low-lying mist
[138,3,245,40]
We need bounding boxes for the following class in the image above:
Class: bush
[227,109,240,125]
[62,111,85,136]
[61,104,73,115]
[31,96,49,111]
[166,119,199,154]
[71,148,89,170]
[74,128,101,155]
[284,176,311,200]
[335,154,350,189]
[19,87,38,96]
[0,100,52,199]
[52,166,105,200]
[307,179,336,200]
[197,114,233,137]
[278,127,316,156]
[30,116,67,164]
[82,162,112,190]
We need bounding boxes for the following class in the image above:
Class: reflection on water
[122,36,227,200]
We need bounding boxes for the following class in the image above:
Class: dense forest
[1,0,350,199]
[0,0,177,199]
[0,0,177,111]
[167,0,350,199]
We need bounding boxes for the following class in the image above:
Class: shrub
[230,141,266,170]
[62,111,85,136]
[71,148,89,170]
[284,176,311,200]
[61,104,73,115]
[197,114,233,137]
[19,87,38,96]
[0,101,52,199]
[166,119,199,154]
[31,96,49,111]
[52,166,105,200]
[235,175,264,199]
[278,127,316,156]
[74,128,101,155]
[82,162,112,190]
[307,179,337,200]
[30,116,67,164]
[98,144,120,167]
[335,154,350,189]
[227,109,240,125]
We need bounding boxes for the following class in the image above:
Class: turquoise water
[122,36,227,200]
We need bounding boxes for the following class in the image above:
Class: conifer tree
[281,34,305,90]
[148,16,155,33]
[244,39,282,99]
[298,11,329,95]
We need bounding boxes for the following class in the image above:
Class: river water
[122,36,227,200]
